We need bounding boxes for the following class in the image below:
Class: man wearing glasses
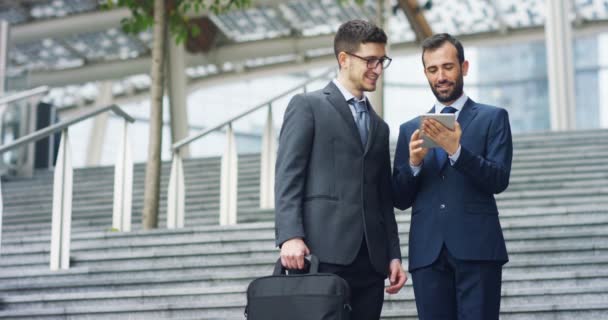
[275,19,406,320]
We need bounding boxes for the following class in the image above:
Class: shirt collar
[434,92,468,113]
[332,79,369,106]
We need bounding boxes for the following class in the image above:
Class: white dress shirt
[332,79,370,129]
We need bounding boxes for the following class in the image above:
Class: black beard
[430,74,464,103]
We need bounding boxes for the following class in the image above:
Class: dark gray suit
[275,81,401,275]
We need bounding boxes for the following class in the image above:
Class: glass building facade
[384,33,607,138]
[476,36,600,133]
[7,33,605,168]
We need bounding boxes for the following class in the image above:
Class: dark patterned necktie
[352,99,369,147]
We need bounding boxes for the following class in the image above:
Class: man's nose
[437,69,446,81]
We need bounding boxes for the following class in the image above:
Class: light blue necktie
[352,99,369,147]
[435,106,458,168]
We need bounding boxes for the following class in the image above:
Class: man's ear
[338,51,348,70]
[461,60,469,76]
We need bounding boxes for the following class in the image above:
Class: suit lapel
[364,101,380,154]
[324,82,364,151]
[437,98,478,172]
[456,98,478,133]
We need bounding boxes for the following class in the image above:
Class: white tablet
[419,113,456,148]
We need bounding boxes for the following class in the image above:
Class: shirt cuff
[448,145,462,165]
[410,163,422,176]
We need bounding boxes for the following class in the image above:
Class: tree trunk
[142,0,166,229]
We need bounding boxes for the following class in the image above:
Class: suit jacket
[392,98,512,271]
[275,81,401,275]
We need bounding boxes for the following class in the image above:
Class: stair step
[1,129,607,319]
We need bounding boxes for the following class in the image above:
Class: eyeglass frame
[344,52,392,69]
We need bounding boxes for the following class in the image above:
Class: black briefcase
[245,255,351,320]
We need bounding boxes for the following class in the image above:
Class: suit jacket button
[441,175,446,180]
[440,204,446,209]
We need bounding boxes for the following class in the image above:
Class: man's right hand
[409,129,429,166]
[280,238,310,270]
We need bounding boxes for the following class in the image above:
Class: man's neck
[337,73,363,99]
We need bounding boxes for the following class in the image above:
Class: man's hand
[409,129,429,166]
[280,238,310,270]
[422,119,462,155]
[385,260,407,294]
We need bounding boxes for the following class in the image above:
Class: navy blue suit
[393,98,512,319]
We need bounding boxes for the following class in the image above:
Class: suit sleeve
[380,126,402,261]
[392,124,421,210]
[275,94,314,247]
[453,108,513,194]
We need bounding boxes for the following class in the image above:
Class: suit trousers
[318,239,386,320]
[411,245,502,320]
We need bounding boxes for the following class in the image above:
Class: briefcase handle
[273,254,320,275]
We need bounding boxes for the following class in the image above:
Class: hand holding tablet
[419,114,456,148]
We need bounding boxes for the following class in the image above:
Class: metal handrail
[0,86,49,106]
[0,104,134,154]
[0,103,135,270]
[166,67,336,228]
[171,68,336,151]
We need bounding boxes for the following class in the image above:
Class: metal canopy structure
[1,0,608,108]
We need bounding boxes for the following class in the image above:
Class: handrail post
[0,20,7,129]
[112,118,133,231]
[0,180,3,256]
[260,104,275,209]
[0,20,5,256]
[50,129,73,270]
[164,69,335,225]
[167,151,185,229]
[0,104,134,268]
[219,123,238,225]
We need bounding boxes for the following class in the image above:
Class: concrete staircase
[1,129,608,319]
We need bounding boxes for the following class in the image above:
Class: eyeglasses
[345,52,392,69]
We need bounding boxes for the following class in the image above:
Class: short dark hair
[421,33,465,66]
[334,20,387,61]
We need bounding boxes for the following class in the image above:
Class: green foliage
[101,0,251,44]
[339,0,366,5]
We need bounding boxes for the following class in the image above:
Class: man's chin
[364,82,377,92]
[434,91,456,103]
[438,96,451,103]
[433,95,447,102]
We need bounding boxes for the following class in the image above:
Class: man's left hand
[422,119,462,155]
[385,260,407,294]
